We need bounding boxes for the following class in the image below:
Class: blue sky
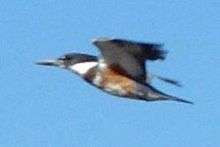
[1,0,220,146]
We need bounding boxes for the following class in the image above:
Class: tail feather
[165,95,194,104]
[140,83,193,104]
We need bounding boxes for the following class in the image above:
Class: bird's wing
[92,38,167,83]
[154,75,183,87]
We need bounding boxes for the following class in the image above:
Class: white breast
[69,62,98,75]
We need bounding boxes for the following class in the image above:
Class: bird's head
[36,53,98,74]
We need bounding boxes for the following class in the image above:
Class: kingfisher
[36,37,193,104]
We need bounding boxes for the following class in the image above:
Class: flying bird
[36,37,193,104]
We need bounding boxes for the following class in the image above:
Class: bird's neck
[69,61,98,76]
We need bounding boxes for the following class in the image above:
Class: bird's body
[37,37,193,104]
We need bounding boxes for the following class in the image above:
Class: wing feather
[92,38,167,83]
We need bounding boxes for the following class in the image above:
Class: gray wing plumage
[92,38,167,83]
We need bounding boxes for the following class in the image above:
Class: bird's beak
[35,59,64,67]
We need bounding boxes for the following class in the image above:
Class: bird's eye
[65,55,72,60]
[58,56,66,60]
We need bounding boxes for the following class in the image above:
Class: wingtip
[155,75,183,87]
[152,48,167,60]
[161,48,168,59]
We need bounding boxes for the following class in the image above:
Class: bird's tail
[163,95,194,104]
[139,83,193,104]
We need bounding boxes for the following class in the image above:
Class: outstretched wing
[92,37,167,84]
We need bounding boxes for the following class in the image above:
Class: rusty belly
[95,68,136,96]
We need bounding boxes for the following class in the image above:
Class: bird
[36,37,193,104]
